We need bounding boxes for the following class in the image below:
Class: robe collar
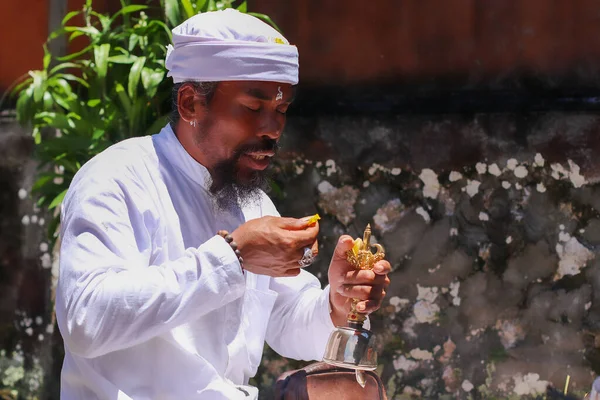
[156,123,213,190]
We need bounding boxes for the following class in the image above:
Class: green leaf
[87,99,101,107]
[115,82,132,115]
[181,0,195,18]
[90,11,112,32]
[94,43,111,80]
[32,174,54,192]
[48,27,66,41]
[92,129,105,140]
[141,67,165,98]
[128,98,145,134]
[128,33,139,52]
[50,77,74,96]
[10,77,34,99]
[248,12,281,32]
[207,0,217,11]
[196,0,208,11]
[68,30,86,41]
[48,189,67,209]
[61,10,80,25]
[36,111,75,132]
[56,44,93,61]
[147,20,172,37]
[50,92,73,111]
[43,45,51,70]
[32,127,41,144]
[236,1,247,12]
[43,91,54,110]
[15,89,33,124]
[146,114,169,135]
[162,0,181,27]
[61,73,90,88]
[109,4,148,23]
[128,56,146,99]
[63,26,100,37]
[30,70,46,103]
[108,54,137,64]
[49,62,81,75]
[38,136,94,157]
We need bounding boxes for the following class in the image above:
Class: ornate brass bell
[323,224,385,379]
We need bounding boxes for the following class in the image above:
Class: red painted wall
[0,0,49,92]
[4,1,600,92]
[252,0,600,87]
[0,0,117,94]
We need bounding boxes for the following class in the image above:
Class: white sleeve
[55,176,245,359]
[265,271,335,361]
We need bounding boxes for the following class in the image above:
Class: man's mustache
[235,139,279,156]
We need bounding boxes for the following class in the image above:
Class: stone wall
[0,113,60,399]
[255,112,600,399]
[2,111,600,399]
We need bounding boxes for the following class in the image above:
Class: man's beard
[207,138,279,211]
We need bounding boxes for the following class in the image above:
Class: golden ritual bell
[323,224,385,376]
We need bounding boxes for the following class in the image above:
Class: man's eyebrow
[245,87,295,102]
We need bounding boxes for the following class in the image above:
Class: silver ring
[299,247,316,267]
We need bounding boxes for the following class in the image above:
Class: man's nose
[259,115,283,140]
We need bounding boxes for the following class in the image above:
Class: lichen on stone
[555,236,595,280]
[512,373,550,396]
[317,182,359,225]
[373,198,406,233]
[419,168,440,199]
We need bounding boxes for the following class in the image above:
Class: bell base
[322,326,378,371]
[322,358,377,371]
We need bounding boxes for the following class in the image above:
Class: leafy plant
[8,0,277,243]
[160,0,281,31]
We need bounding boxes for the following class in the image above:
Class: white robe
[55,124,335,399]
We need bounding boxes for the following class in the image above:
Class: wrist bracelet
[217,230,244,268]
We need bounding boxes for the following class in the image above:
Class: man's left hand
[327,235,391,327]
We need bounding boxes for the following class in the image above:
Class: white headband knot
[165,9,299,85]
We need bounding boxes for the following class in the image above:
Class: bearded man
[55,9,391,399]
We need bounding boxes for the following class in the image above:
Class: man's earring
[189,120,197,127]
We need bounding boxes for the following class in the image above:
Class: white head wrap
[165,9,299,85]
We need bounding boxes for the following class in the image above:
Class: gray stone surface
[4,111,600,398]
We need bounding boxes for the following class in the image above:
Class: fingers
[294,225,320,247]
[355,300,381,314]
[283,268,301,277]
[342,269,390,285]
[373,260,392,275]
[279,216,320,231]
[271,216,321,250]
[336,284,386,302]
[310,240,319,256]
[332,235,354,261]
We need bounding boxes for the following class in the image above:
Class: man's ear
[177,83,209,123]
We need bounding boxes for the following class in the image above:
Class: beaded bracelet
[217,230,244,268]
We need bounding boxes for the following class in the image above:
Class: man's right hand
[230,216,319,277]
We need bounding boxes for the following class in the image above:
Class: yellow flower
[351,238,363,256]
[306,214,321,226]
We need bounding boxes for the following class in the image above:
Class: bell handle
[371,243,384,258]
